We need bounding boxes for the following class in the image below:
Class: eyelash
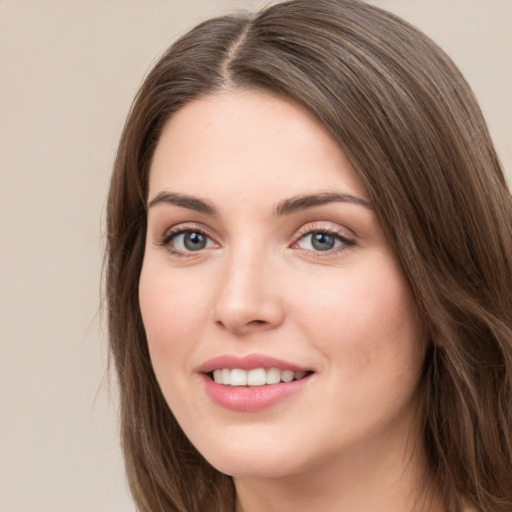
[155,224,355,258]
[155,224,215,258]
[293,226,355,257]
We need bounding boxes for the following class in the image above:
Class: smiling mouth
[209,368,313,387]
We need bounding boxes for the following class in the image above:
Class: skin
[139,90,439,511]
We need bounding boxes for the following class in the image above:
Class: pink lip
[198,353,309,373]
[201,375,312,412]
[198,353,313,413]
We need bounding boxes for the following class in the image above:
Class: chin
[190,426,312,479]
[210,453,306,480]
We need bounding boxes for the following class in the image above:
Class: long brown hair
[106,1,512,510]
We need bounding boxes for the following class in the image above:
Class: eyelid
[290,222,356,255]
[153,220,355,258]
[154,222,219,256]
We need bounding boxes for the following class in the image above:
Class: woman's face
[139,90,426,480]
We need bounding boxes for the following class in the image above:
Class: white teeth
[281,370,294,383]
[266,367,281,385]
[213,369,222,383]
[222,368,231,385]
[230,369,247,386]
[247,368,266,386]
[211,368,308,386]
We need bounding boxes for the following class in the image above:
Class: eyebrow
[148,192,217,215]
[274,192,372,216]
[147,190,371,216]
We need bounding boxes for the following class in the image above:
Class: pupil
[184,232,206,251]
[312,232,335,251]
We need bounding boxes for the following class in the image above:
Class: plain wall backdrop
[0,1,510,511]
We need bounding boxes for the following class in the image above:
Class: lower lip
[201,374,312,412]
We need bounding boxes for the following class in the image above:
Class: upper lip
[198,353,311,373]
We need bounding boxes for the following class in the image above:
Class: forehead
[148,89,367,203]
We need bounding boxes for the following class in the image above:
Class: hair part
[106,1,512,510]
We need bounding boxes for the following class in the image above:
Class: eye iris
[311,232,335,251]
[184,232,207,251]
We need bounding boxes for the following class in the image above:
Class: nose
[213,248,285,336]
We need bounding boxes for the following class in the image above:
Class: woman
[105,0,512,511]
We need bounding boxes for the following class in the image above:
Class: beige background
[0,1,510,511]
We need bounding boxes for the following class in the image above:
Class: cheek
[296,258,424,379]
[294,262,425,444]
[138,263,205,376]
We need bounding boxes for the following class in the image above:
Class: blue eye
[179,231,207,250]
[296,231,351,252]
[162,229,216,253]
